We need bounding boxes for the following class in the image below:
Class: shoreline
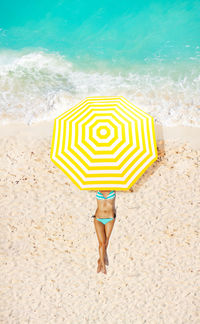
[0,120,200,149]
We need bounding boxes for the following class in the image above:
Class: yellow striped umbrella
[50,96,157,190]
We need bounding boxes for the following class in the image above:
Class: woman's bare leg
[94,218,107,274]
[104,219,115,265]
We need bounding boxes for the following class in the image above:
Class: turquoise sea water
[0,0,199,125]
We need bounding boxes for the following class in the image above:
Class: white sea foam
[0,50,199,126]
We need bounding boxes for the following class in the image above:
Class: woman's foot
[101,264,107,274]
[97,258,107,274]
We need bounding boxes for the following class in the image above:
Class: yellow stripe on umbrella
[50,96,158,190]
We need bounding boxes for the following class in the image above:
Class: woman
[92,190,116,274]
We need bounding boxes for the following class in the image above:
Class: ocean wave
[0,49,200,126]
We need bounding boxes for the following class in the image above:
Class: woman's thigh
[105,219,115,242]
[94,218,106,245]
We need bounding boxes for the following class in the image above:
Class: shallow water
[0,0,199,125]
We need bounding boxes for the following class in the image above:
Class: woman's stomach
[95,206,115,218]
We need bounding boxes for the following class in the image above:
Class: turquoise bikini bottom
[92,213,116,225]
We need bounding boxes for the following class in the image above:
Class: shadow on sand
[128,123,166,193]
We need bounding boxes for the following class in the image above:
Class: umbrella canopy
[50,96,157,190]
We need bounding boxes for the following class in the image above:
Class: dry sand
[0,121,200,323]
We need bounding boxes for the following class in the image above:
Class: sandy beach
[0,121,199,323]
